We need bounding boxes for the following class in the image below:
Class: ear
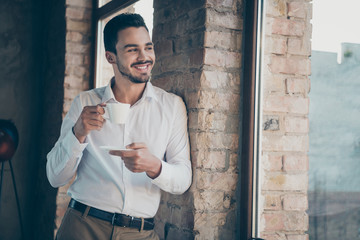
[105,51,116,64]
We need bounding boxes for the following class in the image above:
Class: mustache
[131,60,153,67]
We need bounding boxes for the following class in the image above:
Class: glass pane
[98,0,112,8]
[308,0,360,239]
[95,0,153,87]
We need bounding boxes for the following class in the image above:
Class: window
[308,0,360,239]
[94,0,154,88]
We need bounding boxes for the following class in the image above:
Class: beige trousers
[56,207,159,240]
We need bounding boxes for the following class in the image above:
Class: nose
[137,49,147,61]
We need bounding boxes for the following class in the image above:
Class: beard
[116,56,152,84]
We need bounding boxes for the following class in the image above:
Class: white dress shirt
[46,81,192,218]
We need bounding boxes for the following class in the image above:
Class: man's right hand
[73,104,106,143]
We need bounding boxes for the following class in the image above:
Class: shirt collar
[101,77,158,103]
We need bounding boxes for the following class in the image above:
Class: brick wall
[260,0,312,239]
[152,0,243,239]
[57,0,312,239]
[55,0,93,234]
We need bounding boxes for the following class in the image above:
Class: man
[47,13,192,240]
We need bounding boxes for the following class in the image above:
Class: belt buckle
[129,216,134,227]
[111,214,116,225]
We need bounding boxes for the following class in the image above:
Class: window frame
[239,0,264,239]
[92,0,139,88]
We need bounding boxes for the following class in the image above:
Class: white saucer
[99,146,133,151]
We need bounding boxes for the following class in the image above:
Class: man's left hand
[109,143,162,179]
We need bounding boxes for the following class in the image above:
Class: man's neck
[111,76,146,106]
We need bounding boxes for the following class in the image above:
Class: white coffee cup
[103,102,130,124]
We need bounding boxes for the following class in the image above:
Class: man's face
[114,27,155,84]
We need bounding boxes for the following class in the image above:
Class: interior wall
[32,0,66,239]
[0,0,65,239]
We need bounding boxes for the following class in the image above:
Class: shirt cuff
[62,127,88,157]
[151,160,171,188]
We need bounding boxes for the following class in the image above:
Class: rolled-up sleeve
[46,96,88,188]
[151,97,192,194]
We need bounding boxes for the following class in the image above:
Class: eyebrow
[123,42,153,49]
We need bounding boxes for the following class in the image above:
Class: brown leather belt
[68,199,154,231]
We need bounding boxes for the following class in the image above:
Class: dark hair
[103,13,149,54]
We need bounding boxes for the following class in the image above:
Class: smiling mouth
[131,61,153,71]
[134,65,148,70]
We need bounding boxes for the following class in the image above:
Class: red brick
[197,110,227,131]
[196,149,227,169]
[269,56,311,75]
[175,33,204,53]
[82,80,89,90]
[65,53,83,65]
[194,212,228,228]
[265,36,287,54]
[263,153,283,171]
[66,42,91,54]
[264,212,308,232]
[266,0,287,17]
[284,116,308,133]
[283,212,308,231]
[228,152,238,172]
[195,132,239,150]
[285,77,310,95]
[204,31,242,51]
[271,18,305,36]
[84,55,91,65]
[263,95,309,114]
[66,31,83,42]
[185,91,200,109]
[65,65,87,77]
[283,154,308,171]
[66,7,85,19]
[206,0,234,8]
[261,233,286,240]
[204,48,226,67]
[287,234,309,240]
[283,194,308,211]
[264,194,282,210]
[262,65,286,93]
[66,19,91,32]
[264,212,285,231]
[189,49,204,68]
[206,9,243,30]
[194,190,228,211]
[198,90,240,112]
[288,2,307,19]
[288,38,311,56]
[200,71,230,89]
[224,51,241,68]
[204,48,241,68]
[196,171,238,191]
[66,0,92,8]
[64,75,83,89]
[64,88,82,99]
[160,54,189,72]
[263,172,308,191]
[154,39,173,58]
[262,134,309,152]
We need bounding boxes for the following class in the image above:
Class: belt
[68,199,155,231]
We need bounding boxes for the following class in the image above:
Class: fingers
[73,104,107,140]
[109,149,137,158]
[109,149,144,172]
[83,110,105,122]
[126,142,147,150]
[84,105,105,116]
